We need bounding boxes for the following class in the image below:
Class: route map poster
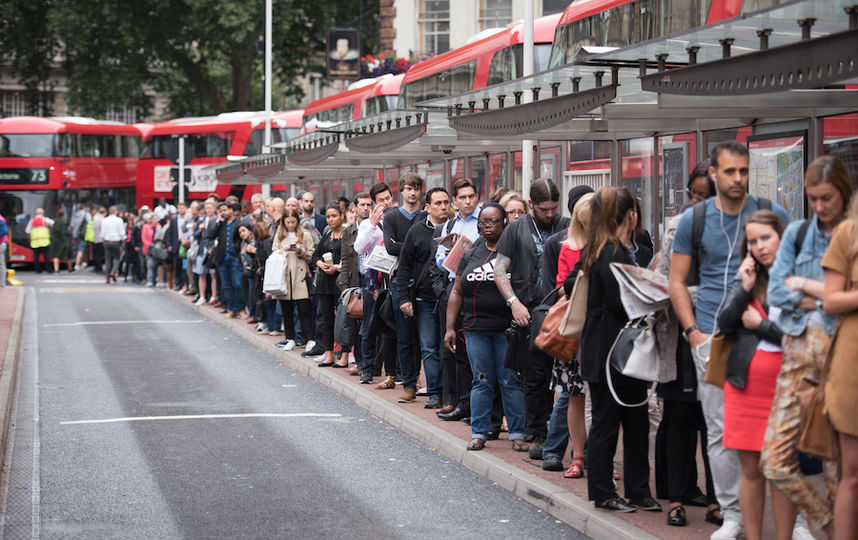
[748,132,806,222]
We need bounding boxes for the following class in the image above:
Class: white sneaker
[194,297,205,306]
[304,340,316,350]
[255,323,265,332]
[792,515,814,540]
[282,339,296,351]
[711,520,744,540]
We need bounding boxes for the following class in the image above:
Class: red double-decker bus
[137,110,303,208]
[0,116,141,264]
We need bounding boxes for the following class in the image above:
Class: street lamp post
[262,0,273,198]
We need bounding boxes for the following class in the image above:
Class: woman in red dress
[717,210,787,540]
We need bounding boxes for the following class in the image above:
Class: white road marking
[38,287,155,294]
[60,413,341,425]
[45,320,205,327]
[280,384,297,388]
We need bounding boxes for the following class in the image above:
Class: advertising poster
[748,132,806,222]
[154,164,218,193]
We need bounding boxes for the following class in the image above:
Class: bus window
[549,0,712,68]
[364,95,397,117]
[450,61,476,95]
[488,47,514,86]
[122,135,140,158]
[0,134,54,158]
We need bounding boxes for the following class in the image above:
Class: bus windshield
[0,134,55,158]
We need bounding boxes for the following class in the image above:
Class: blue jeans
[415,299,443,399]
[390,279,417,389]
[464,331,526,441]
[218,257,244,313]
[542,391,570,459]
[264,299,279,332]
[147,255,165,285]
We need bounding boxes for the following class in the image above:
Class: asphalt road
[0,272,586,539]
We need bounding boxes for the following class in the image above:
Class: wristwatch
[683,324,699,340]
[506,296,518,307]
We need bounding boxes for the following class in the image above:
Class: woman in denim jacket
[762,156,854,538]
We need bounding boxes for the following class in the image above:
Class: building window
[480,0,512,30]
[1,91,53,117]
[419,0,450,55]
[542,0,569,15]
[105,104,141,124]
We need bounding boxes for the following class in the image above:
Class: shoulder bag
[532,287,579,362]
[559,270,588,338]
[605,311,663,407]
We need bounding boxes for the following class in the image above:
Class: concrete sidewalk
[174,292,729,540]
[0,287,25,470]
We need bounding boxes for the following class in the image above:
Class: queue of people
[19,141,858,540]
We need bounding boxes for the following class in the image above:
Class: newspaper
[441,234,473,275]
[365,244,399,274]
[609,263,671,319]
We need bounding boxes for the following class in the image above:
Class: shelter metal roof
[417,0,858,140]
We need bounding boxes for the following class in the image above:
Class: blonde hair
[566,192,594,250]
[499,191,530,214]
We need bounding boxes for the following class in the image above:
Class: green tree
[1,0,378,119]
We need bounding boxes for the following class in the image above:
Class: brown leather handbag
[534,293,579,362]
[345,288,363,318]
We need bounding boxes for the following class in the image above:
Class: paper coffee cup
[323,252,333,263]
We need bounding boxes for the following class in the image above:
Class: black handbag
[529,286,562,353]
[370,289,396,335]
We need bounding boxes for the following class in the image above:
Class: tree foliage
[1,0,378,119]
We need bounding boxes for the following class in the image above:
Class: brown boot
[397,387,417,403]
[375,375,395,390]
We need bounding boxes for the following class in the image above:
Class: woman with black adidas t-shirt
[444,203,528,452]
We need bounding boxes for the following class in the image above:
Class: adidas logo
[466,260,508,282]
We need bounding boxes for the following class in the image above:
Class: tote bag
[262,251,289,296]
[559,271,588,338]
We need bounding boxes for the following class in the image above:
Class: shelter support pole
[808,115,824,163]
[521,0,534,198]
[610,138,621,188]
[695,130,705,167]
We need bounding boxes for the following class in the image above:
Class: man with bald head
[26,207,54,274]
[267,197,285,236]
[285,197,299,212]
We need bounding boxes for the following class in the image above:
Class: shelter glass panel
[823,113,858,184]
[621,137,656,239]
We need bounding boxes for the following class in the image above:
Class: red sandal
[563,456,585,478]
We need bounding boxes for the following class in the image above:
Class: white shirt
[100,214,126,242]
[153,204,175,220]
[354,217,383,256]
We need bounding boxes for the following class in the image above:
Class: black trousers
[660,399,717,504]
[104,241,121,277]
[279,298,313,342]
[314,293,336,351]
[519,339,554,438]
[587,380,652,503]
[33,246,49,273]
[439,290,471,410]
[92,242,104,272]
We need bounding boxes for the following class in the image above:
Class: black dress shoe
[595,497,636,513]
[667,505,687,526]
[629,497,662,512]
[486,431,500,440]
[301,345,325,357]
[437,406,469,421]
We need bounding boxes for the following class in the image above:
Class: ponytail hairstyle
[581,186,636,277]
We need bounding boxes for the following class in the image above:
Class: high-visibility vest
[29,217,50,248]
[84,215,96,242]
